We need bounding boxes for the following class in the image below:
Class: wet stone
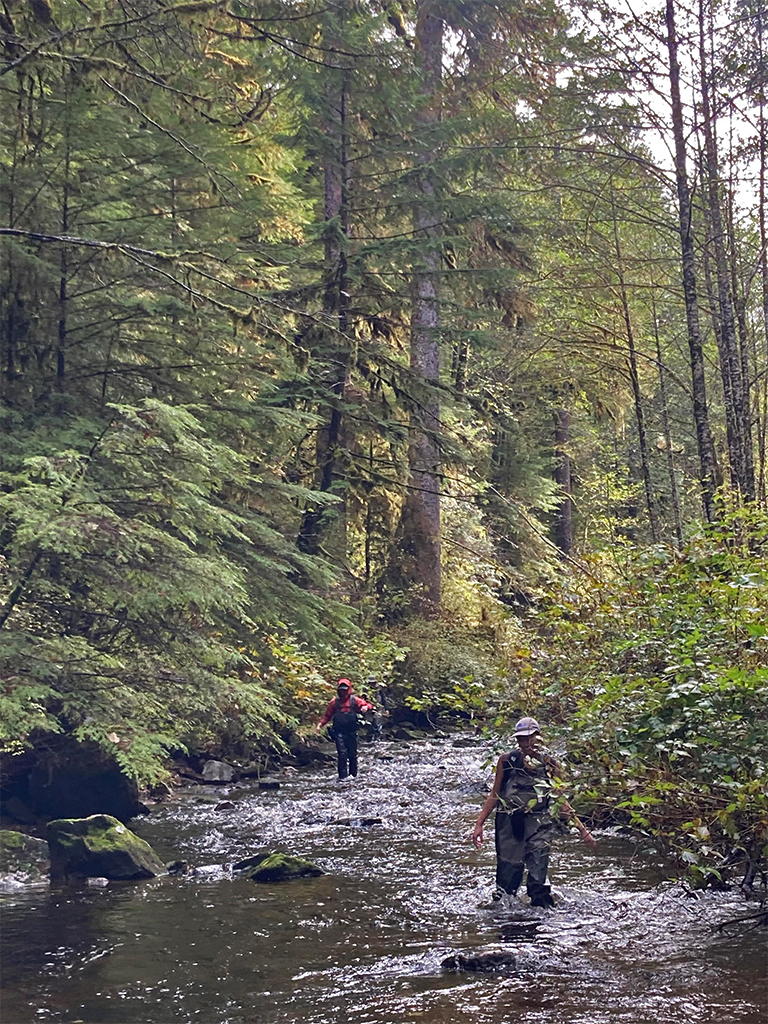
[232,852,271,872]
[247,853,323,883]
[47,814,165,880]
[201,760,237,784]
[258,781,280,791]
[0,831,50,881]
[498,920,541,942]
[166,860,190,876]
[442,947,517,973]
[215,800,235,811]
[332,817,383,827]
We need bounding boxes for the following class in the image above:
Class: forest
[1,0,767,889]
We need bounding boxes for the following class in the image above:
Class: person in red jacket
[316,679,373,780]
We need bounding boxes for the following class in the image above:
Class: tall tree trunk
[651,286,684,546]
[697,0,754,500]
[611,192,659,541]
[665,0,719,519]
[396,0,444,613]
[56,89,70,415]
[757,4,768,505]
[298,9,351,559]
[553,406,573,554]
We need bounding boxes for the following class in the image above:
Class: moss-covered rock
[247,853,323,883]
[47,814,165,880]
[0,830,49,880]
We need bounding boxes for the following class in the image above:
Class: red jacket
[319,691,373,728]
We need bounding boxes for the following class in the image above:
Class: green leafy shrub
[515,506,768,883]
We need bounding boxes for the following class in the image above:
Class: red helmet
[337,678,352,690]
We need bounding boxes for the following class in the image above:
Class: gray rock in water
[442,947,517,973]
[258,781,280,791]
[232,852,271,872]
[47,814,165,880]
[247,853,323,883]
[451,737,485,748]
[166,860,190,876]
[201,760,236,783]
[214,800,235,811]
[0,831,50,881]
[332,817,382,827]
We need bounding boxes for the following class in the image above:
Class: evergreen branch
[97,78,240,192]
[0,425,112,631]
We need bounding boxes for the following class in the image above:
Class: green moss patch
[46,814,165,880]
[247,853,323,883]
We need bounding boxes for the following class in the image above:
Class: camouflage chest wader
[332,697,360,779]
[494,750,560,904]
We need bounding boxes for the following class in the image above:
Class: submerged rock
[258,781,280,791]
[442,947,517,973]
[201,760,236,783]
[0,830,50,880]
[215,800,235,811]
[332,817,382,827]
[247,853,323,883]
[47,814,165,880]
[167,860,190,876]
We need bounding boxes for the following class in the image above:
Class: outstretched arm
[472,757,506,848]
[559,798,598,848]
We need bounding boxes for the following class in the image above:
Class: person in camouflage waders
[471,717,596,907]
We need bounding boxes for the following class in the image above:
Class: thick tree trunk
[611,195,659,541]
[697,0,754,500]
[395,0,443,613]
[665,0,719,520]
[298,11,351,559]
[553,406,573,554]
[651,288,684,546]
[757,6,768,504]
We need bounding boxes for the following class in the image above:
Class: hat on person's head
[337,678,351,691]
[514,716,540,737]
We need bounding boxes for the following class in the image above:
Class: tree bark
[611,193,659,541]
[553,406,573,554]
[697,0,754,500]
[757,4,768,504]
[651,286,684,546]
[298,8,351,559]
[665,0,719,520]
[395,0,444,613]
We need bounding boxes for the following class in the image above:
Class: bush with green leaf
[511,507,768,884]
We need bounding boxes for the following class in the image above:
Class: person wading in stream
[471,717,597,907]
[316,679,374,781]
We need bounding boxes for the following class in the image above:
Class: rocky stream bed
[1,736,766,1023]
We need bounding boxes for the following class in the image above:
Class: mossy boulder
[0,830,50,880]
[247,853,323,883]
[47,814,165,880]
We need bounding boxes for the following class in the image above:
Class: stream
[2,737,766,1023]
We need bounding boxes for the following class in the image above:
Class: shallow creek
[2,737,766,1024]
